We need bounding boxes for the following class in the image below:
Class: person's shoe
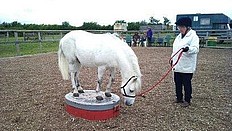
[174,99,184,103]
[181,101,190,107]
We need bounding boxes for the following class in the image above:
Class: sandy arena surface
[0,47,231,130]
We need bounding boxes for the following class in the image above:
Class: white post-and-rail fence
[0,29,231,44]
[0,30,71,44]
[0,29,231,55]
[0,30,67,56]
[0,30,119,56]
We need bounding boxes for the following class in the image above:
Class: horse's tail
[58,43,69,80]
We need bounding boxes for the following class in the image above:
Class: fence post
[6,32,9,43]
[38,32,42,53]
[206,32,209,46]
[14,32,20,56]
[60,32,63,39]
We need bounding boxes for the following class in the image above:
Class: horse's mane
[120,43,142,93]
[96,32,142,92]
[108,33,142,76]
[105,33,142,92]
[128,51,142,93]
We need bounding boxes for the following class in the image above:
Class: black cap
[175,17,192,27]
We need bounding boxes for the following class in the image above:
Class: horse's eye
[129,89,134,93]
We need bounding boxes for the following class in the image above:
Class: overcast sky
[0,0,231,26]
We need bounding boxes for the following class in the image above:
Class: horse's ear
[133,76,138,81]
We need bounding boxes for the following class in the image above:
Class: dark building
[176,13,231,30]
[176,13,232,39]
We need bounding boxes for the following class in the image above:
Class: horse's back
[59,30,135,67]
[60,30,91,43]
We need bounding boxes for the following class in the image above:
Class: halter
[121,76,136,98]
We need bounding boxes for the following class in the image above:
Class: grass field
[0,42,59,58]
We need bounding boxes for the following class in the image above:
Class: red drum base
[65,90,120,121]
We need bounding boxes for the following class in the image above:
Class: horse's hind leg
[105,67,116,97]
[75,62,84,93]
[69,58,83,97]
[70,72,79,97]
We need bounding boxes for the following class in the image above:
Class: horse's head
[121,76,141,106]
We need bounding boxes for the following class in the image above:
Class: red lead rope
[137,48,184,97]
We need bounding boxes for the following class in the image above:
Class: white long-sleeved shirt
[172,29,199,73]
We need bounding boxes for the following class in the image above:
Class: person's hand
[182,46,189,52]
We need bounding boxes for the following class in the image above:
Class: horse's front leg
[96,66,106,92]
[105,67,116,97]
[95,66,105,101]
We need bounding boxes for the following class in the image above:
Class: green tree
[127,22,140,30]
[101,25,113,30]
[62,21,70,27]
[79,22,101,30]
[140,20,147,26]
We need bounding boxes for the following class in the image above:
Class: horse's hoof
[96,96,104,101]
[105,92,112,97]
[78,90,84,93]
[73,93,79,97]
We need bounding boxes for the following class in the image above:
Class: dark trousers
[147,37,152,47]
[174,72,193,103]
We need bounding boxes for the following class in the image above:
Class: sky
[0,0,231,27]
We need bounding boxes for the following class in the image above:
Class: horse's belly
[79,58,118,67]
[77,49,118,67]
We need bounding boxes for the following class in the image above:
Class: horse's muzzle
[124,97,135,106]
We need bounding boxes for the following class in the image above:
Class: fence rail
[0,29,231,56]
[0,29,231,43]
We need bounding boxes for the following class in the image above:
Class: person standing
[171,17,199,107]
[146,27,153,47]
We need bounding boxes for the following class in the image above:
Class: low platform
[65,90,120,121]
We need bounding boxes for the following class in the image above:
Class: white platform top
[65,90,120,110]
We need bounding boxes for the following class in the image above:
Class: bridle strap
[121,76,136,88]
[121,76,136,98]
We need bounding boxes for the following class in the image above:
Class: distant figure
[132,32,140,47]
[140,33,146,47]
[125,33,132,46]
[146,28,153,47]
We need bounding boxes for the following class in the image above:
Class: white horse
[58,30,142,106]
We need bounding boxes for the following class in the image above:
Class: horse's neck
[118,53,141,82]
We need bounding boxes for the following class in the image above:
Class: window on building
[193,16,198,21]
[200,18,210,25]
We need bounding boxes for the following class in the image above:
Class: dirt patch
[0,47,231,130]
